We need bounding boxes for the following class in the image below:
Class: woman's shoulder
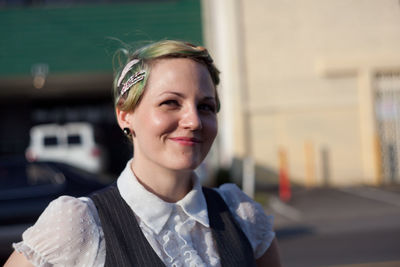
[213,183,253,206]
[213,183,269,222]
[213,183,276,259]
[13,195,103,266]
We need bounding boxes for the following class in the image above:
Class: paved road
[265,186,400,267]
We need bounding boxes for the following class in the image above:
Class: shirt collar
[117,160,209,235]
[176,174,209,228]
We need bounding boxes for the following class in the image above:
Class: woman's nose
[180,106,202,130]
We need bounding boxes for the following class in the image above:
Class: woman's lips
[170,137,202,146]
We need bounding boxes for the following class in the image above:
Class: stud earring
[123,127,131,137]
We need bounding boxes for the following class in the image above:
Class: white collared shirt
[14,160,275,267]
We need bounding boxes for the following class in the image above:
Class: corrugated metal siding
[0,0,203,76]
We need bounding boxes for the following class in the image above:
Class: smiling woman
[5,40,281,267]
[118,58,218,186]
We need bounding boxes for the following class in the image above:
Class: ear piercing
[123,127,131,137]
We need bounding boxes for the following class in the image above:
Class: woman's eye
[198,104,216,113]
[161,100,179,107]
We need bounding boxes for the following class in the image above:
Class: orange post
[374,135,383,185]
[279,148,291,202]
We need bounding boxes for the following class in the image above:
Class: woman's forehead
[145,58,215,97]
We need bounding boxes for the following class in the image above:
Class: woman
[5,40,281,266]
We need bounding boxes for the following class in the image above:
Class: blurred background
[1,0,400,266]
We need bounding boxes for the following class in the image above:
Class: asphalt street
[265,185,400,267]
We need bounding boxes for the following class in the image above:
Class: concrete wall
[203,0,400,186]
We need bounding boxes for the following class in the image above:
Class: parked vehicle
[25,122,107,173]
[0,156,111,224]
[0,157,111,263]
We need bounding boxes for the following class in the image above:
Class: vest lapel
[91,185,165,267]
[203,187,257,267]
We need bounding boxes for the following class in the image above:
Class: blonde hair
[113,40,220,112]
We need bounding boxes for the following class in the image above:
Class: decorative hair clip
[116,58,147,100]
[117,59,139,87]
[119,70,146,97]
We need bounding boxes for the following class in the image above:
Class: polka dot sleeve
[13,196,102,267]
[215,184,275,259]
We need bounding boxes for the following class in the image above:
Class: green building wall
[0,0,203,77]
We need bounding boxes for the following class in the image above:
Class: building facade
[203,0,400,186]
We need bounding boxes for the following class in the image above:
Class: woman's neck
[130,158,193,203]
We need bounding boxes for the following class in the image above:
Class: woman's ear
[116,107,132,131]
[116,107,136,138]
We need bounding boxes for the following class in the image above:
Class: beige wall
[203,0,400,186]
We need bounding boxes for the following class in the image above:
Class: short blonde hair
[113,40,220,112]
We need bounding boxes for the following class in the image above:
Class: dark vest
[90,184,256,267]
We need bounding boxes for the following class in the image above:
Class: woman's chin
[167,159,202,172]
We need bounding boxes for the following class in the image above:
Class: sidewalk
[264,184,400,236]
[263,185,400,267]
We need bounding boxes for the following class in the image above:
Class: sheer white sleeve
[13,196,104,267]
[214,184,275,259]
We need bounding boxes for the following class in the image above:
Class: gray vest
[90,184,256,267]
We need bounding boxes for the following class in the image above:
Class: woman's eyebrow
[158,91,184,97]
[203,96,216,101]
[158,91,215,101]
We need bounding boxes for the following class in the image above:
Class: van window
[68,134,82,145]
[43,136,58,146]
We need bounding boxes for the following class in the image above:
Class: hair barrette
[117,59,140,87]
[119,70,146,97]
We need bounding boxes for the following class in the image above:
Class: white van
[25,123,106,173]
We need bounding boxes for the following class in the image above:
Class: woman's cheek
[148,111,178,131]
[205,116,218,138]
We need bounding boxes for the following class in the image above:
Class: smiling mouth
[170,137,202,146]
